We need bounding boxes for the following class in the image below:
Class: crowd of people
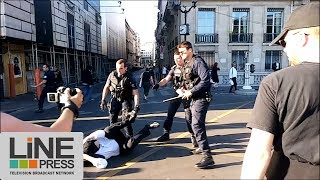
[1,2,319,178]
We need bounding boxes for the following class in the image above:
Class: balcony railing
[263,33,280,43]
[195,34,219,44]
[229,33,253,43]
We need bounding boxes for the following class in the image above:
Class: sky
[121,1,159,43]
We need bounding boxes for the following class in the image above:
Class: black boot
[191,135,198,148]
[156,132,169,142]
[194,153,215,169]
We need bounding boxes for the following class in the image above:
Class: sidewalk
[0,69,143,114]
[0,82,106,114]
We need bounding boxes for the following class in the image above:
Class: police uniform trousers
[108,97,133,137]
[163,96,193,134]
[190,98,211,153]
[38,85,56,109]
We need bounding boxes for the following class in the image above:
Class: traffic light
[250,64,255,73]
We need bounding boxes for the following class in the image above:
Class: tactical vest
[172,65,183,89]
[181,58,200,90]
[109,71,132,101]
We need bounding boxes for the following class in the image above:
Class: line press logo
[0,132,83,180]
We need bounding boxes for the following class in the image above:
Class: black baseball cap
[269,2,320,46]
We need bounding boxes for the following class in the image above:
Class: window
[265,51,281,70]
[197,8,215,34]
[84,22,91,52]
[232,51,247,71]
[197,51,215,68]
[265,8,283,42]
[67,13,75,49]
[230,8,251,43]
[84,0,88,11]
[232,8,249,34]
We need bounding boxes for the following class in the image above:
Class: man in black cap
[241,2,319,179]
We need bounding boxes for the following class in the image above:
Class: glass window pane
[198,12,206,19]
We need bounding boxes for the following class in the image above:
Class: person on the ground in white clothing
[83,120,160,168]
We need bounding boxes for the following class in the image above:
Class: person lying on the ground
[83,120,160,168]
[0,88,83,132]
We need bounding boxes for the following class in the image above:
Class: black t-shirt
[141,71,151,82]
[247,62,319,169]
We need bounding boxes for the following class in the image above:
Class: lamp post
[179,0,197,41]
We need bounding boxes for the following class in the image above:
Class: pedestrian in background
[139,68,154,100]
[82,65,94,101]
[149,66,155,85]
[229,62,237,93]
[211,62,220,88]
[32,63,56,113]
[241,2,319,179]
[178,41,214,169]
[162,65,167,79]
[53,65,64,109]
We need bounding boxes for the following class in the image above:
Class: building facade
[155,0,311,86]
[1,0,103,98]
[125,19,137,68]
[100,0,126,75]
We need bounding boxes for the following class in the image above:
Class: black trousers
[163,97,193,135]
[229,77,237,92]
[103,121,151,154]
[38,86,56,109]
[108,97,133,137]
[191,98,211,154]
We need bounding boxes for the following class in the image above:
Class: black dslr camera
[47,87,77,103]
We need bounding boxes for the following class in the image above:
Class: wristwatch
[61,100,79,119]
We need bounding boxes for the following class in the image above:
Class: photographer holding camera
[100,59,140,138]
[1,88,83,132]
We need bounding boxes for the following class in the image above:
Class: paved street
[2,70,258,179]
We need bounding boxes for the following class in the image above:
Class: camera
[47,87,77,103]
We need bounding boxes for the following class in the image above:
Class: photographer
[0,88,83,132]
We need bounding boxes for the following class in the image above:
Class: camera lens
[49,94,56,101]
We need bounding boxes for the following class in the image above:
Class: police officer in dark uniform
[100,59,140,138]
[153,49,197,148]
[32,63,56,113]
[177,41,214,169]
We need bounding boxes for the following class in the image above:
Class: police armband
[61,100,79,119]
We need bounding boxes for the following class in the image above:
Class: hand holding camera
[47,87,83,118]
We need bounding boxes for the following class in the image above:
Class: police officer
[32,63,56,113]
[177,41,214,169]
[100,59,140,138]
[153,48,198,148]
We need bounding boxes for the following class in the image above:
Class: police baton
[163,96,182,102]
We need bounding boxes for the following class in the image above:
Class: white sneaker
[149,122,160,129]
[93,158,108,169]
